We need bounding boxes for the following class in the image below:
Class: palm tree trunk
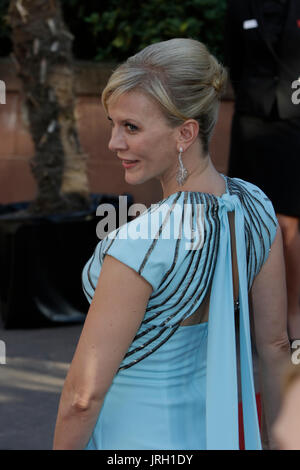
[8,0,90,214]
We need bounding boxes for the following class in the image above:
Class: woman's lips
[121,159,139,169]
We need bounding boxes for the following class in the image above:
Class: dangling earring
[176,147,189,186]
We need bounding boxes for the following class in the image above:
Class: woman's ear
[176,119,199,151]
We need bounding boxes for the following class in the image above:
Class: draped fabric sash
[206,194,262,450]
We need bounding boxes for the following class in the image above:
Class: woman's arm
[250,226,291,449]
[53,254,153,450]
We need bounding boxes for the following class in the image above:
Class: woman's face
[107,90,179,186]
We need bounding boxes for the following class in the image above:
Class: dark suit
[225,0,300,217]
[225,0,300,119]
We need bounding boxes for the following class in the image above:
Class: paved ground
[0,317,83,450]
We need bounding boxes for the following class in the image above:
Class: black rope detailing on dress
[117,192,221,372]
[86,176,277,374]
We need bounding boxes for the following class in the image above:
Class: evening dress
[81,175,277,450]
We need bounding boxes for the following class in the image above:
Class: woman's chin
[124,172,148,186]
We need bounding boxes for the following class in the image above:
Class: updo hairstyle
[102,38,227,155]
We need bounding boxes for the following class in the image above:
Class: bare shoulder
[85,253,153,340]
[92,253,153,307]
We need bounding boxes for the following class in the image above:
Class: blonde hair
[102,38,227,155]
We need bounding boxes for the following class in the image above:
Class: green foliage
[82,0,227,62]
[0,0,227,62]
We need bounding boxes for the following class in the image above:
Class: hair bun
[211,67,227,96]
[212,77,221,92]
[102,38,228,156]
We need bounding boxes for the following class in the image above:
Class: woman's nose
[108,127,128,152]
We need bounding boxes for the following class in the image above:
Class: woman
[53,38,290,450]
[225,0,300,341]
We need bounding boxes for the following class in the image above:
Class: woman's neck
[162,152,226,199]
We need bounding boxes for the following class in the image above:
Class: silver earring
[176,147,189,186]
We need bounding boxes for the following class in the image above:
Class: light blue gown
[82,176,277,450]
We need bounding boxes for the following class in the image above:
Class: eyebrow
[107,116,139,125]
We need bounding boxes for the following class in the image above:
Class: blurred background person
[225,0,300,341]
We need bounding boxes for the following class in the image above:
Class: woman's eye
[125,123,138,132]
